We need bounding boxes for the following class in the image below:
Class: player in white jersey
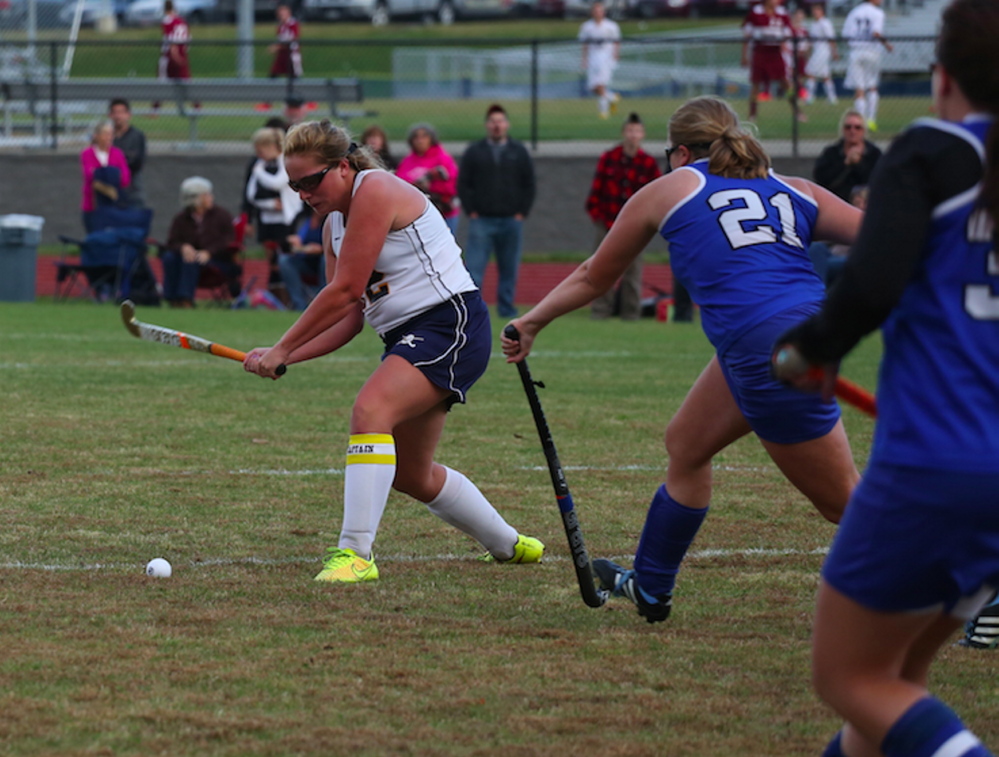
[842,0,893,130]
[804,2,838,105]
[244,120,544,584]
[578,0,621,119]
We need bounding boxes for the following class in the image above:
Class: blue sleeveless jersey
[659,161,825,353]
[873,116,999,472]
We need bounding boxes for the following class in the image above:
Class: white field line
[0,547,829,574]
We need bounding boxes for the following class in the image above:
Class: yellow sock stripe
[346,434,396,466]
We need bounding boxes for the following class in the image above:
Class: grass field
[2,301,997,756]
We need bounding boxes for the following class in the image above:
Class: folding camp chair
[55,206,157,304]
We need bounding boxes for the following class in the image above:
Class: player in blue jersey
[502,94,863,623]
[773,0,999,754]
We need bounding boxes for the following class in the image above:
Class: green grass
[2,301,997,756]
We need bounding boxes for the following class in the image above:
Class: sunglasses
[288,165,333,193]
[843,124,865,131]
[664,142,713,173]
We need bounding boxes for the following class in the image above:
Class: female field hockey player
[774,0,999,753]
[244,120,543,583]
[502,95,862,623]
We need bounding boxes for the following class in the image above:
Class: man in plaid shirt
[586,112,662,320]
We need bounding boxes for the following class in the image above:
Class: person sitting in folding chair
[161,177,238,308]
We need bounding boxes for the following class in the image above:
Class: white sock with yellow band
[338,433,396,560]
[425,466,518,560]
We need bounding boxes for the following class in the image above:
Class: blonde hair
[252,127,284,151]
[284,120,385,172]
[838,109,867,133]
[668,96,770,180]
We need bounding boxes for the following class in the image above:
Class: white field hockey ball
[145,558,172,578]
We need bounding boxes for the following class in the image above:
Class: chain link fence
[0,34,935,154]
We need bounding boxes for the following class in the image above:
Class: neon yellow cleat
[480,534,545,564]
[609,92,621,115]
[314,547,379,583]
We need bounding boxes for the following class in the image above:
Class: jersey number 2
[708,189,804,250]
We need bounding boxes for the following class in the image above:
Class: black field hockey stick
[504,325,608,609]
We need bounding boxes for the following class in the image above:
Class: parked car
[124,0,217,25]
[623,0,747,18]
[58,0,137,27]
[303,0,445,25]
[0,0,74,28]
[214,0,301,21]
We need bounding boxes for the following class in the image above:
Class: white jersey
[806,16,836,77]
[843,2,886,52]
[324,170,476,337]
[579,18,620,87]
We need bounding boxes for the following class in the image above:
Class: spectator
[803,1,839,106]
[161,177,237,309]
[842,0,893,131]
[396,122,460,236]
[585,112,662,321]
[808,183,868,287]
[154,0,192,115]
[244,127,304,293]
[109,98,146,208]
[80,120,131,233]
[278,208,326,311]
[813,109,882,202]
[578,0,621,120]
[361,124,397,171]
[458,103,536,319]
[268,3,302,80]
[741,0,802,123]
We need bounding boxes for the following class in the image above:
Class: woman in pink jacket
[80,120,131,233]
[396,122,460,236]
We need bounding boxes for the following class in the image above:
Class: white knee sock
[338,433,396,559]
[825,79,837,103]
[866,90,879,123]
[854,95,867,120]
[598,93,610,115]
[425,467,518,559]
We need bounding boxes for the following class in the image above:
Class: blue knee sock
[882,697,994,757]
[632,485,708,598]
[821,731,844,757]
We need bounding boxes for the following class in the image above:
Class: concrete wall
[0,152,815,252]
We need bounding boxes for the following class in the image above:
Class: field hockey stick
[772,345,876,418]
[504,325,609,609]
[120,299,287,375]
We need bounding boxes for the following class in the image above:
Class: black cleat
[593,558,672,624]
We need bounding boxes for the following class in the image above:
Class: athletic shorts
[751,47,788,87]
[844,49,881,90]
[380,290,490,409]
[823,461,999,619]
[805,47,832,79]
[717,302,841,445]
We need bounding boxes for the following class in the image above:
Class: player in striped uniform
[803,2,839,106]
[842,0,893,131]
[503,95,862,624]
[269,4,303,80]
[244,120,544,583]
[774,1,999,754]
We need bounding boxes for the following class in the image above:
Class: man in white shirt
[579,1,621,120]
[842,0,893,131]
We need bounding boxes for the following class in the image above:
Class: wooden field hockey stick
[772,345,876,418]
[504,325,609,609]
[120,299,286,375]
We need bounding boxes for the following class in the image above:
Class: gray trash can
[0,215,45,303]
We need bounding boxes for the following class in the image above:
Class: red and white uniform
[158,12,191,80]
[743,4,793,86]
[269,15,303,78]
